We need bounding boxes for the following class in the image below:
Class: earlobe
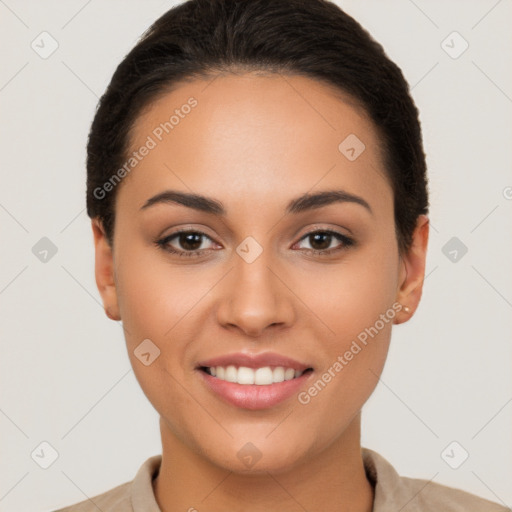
[394,215,430,325]
[91,218,121,321]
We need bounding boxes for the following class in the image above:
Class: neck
[153,413,374,512]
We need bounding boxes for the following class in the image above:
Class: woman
[55,0,507,510]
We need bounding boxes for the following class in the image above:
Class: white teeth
[225,365,237,383]
[207,365,305,385]
[284,368,295,381]
[237,366,255,385]
[254,367,273,385]
[273,366,285,383]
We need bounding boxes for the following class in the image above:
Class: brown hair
[86,0,428,254]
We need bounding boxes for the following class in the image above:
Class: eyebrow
[140,189,372,216]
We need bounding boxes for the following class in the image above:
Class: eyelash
[154,228,355,258]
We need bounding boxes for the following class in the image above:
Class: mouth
[195,353,314,410]
[199,365,313,385]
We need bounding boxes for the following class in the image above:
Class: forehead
[120,72,391,213]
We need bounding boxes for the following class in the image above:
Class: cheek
[114,246,219,394]
[115,256,196,418]
[296,236,398,400]
[114,244,197,344]
[304,240,399,337]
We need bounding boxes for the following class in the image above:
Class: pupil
[180,233,202,251]
[310,233,331,250]
[177,233,333,252]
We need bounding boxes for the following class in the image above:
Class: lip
[198,368,313,410]
[197,352,312,372]
[196,352,313,410]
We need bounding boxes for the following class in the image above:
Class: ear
[394,214,429,325]
[91,218,121,321]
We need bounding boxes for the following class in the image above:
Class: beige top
[53,447,508,511]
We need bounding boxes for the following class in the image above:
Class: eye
[155,229,217,258]
[294,229,354,255]
[155,228,354,259]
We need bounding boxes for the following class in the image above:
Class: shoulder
[395,473,509,511]
[52,481,131,512]
[362,447,509,512]
[52,454,162,512]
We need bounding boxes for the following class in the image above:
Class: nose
[216,250,296,338]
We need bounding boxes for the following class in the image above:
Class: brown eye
[308,232,332,251]
[177,232,204,251]
[295,230,354,255]
[155,230,216,257]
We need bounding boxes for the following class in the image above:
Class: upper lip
[197,352,312,371]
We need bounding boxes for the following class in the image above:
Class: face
[93,72,428,473]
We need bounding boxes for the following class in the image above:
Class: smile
[196,352,314,409]
[201,365,309,385]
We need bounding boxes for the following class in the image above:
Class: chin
[198,435,314,475]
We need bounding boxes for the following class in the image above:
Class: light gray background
[1,1,511,511]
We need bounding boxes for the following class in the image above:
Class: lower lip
[198,369,312,410]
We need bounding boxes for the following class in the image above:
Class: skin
[92,72,429,512]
